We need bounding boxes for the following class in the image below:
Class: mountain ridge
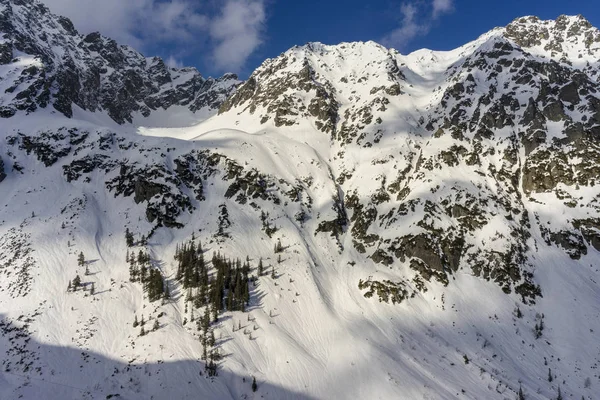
[0,0,240,124]
[1,1,600,399]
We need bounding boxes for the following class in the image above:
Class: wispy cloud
[209,0,266,72]
[40,0,207,49]
[382,0,454,50]
[165,55,184,69]
[432,0,454,19]
[40,0,266,73]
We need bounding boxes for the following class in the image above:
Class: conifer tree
[518,385,525,400]
[125,228,134,247]
[90,282,95,295]
[258,258,264,276]
[73,274,81,290]
[252,376,257,392]
[78,251,85,267]
[209,330,215,347]
[202,307,210,333]
[212,304,219,323]
[153,319,159,331]
[67,280,72,292]
[140,326,145,336]
[133,315,139,328]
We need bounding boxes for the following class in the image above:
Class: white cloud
[39,0,266,72]
[382,0,455,50]
[432,0,453,19]
[165,55,184,69]
[382,3,428,48]
[209,0,266,72]
[40,0,208,49]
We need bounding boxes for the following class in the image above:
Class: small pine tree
[133,315,139,328]
[548,368,553,382]
[78,251,85,267]
[212,304,218,323]
[258,258,264,276]
[140,315,145,326]
[140,326,146,336]
[271,267,276,279]
[556,386,563,400]
[90,282,95,295]
[85,265,90,276]
[277,254,282,264]
[252,376,257,392]
[67,280,72,292]
[518,385,525,400]
[73,274,81,289]
[125,228,134,247]
[153,319,159,331]
[206,360,217,377]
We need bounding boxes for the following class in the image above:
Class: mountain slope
[0,0,239,124]
[1,3,600,399]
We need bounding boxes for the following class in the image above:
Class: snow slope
[1,8,600,400]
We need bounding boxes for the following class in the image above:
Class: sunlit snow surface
[1,16,600,400]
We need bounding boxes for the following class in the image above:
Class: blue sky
[41,0,600,79]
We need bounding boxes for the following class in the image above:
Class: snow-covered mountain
[0,0,239,125]
[1,1,600,398]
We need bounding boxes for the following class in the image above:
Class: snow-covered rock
[0,0,239,124]
[1,2,600,399]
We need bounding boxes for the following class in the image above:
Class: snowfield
[1,4,600,400]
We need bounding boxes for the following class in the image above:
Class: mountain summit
[1,2,600,399]
[0,0,239,123]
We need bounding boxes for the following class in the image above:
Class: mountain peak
[504,14,600,65]
[0,0,239,124]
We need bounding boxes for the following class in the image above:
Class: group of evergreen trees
[260,210,278,237]
[174,240,251,316]
[68,274,82,292]
[133,314,160,336]
[174,238,256,377]
[125,228,147,247]
[67,252,94,293]
[126,231,167,303]
[127,249,166,302]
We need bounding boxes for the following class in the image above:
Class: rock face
[3,7,600,400]
[0,0,239,123]
[209,15,600,304]
[0,156,5,182]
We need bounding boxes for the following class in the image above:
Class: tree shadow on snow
[0,313,317,400]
